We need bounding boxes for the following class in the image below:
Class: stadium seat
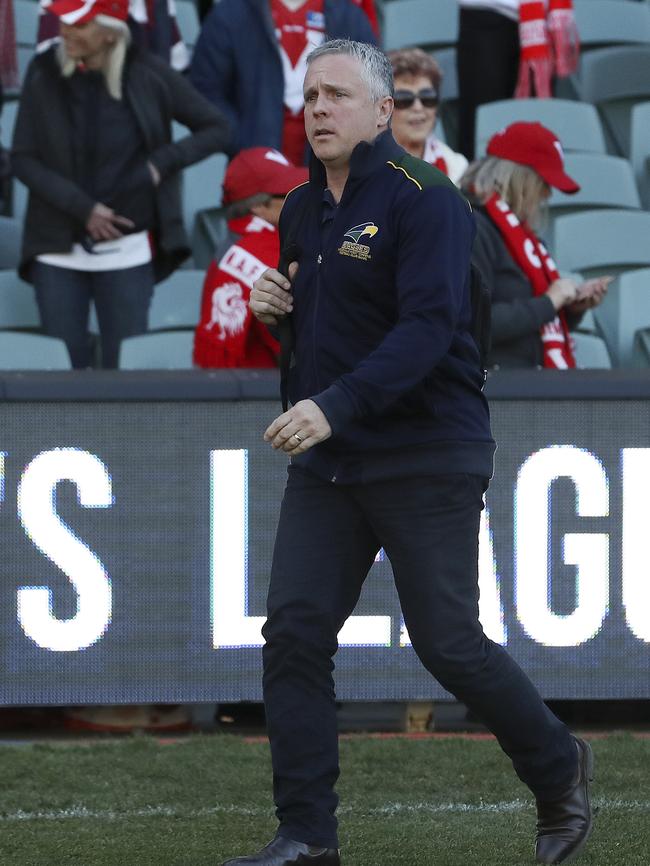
[193,207,230,269]
[0,331,70,369]
[0,270,39,328]
[631,326,650,367]
[11,178,28,224]
[630,100,650,207]
[434,47,458,148]
[0,218,22,269]
[181,152,228,241]
[119,330,195,369]
[435,47,458,102]
[552,209,650,278]
[571,332,612,368]
[382,0,458,51]
[546,153,641,245]
[549,153,640,215]
[17,45,34,88]
[0,100,18,150]
[174,0,200,48]
[148,270,203,330]
[575,307,597,334]
[576,45,650,154]
[14,0,39,47]
[573,0,650,50]
[475,99,607,157]
[593,268,650,366]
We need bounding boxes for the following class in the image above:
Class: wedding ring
[292,433,303,443]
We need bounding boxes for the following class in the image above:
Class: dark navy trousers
[262,465,577,849]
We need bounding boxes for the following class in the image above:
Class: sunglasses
[393,88,439,110]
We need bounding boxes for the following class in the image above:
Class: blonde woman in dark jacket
[12,0,228,367]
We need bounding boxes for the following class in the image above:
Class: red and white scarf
[515,0,580,98]
[485,193,575,369]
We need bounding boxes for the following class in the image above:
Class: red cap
[46,0,128,25]
[223,148,308,206]
[486,121,580,194]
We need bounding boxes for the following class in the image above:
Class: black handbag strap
[276,188,313,411]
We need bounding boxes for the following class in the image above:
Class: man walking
[229,39,593,866]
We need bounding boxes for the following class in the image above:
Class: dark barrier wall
[1,370,649,705]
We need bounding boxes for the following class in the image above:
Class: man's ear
[377,96,394,129]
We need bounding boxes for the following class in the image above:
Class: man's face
[303,53,392,171]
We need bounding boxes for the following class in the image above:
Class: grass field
[1,732,649,865]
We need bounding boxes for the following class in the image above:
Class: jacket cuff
[312,382,358,435]
[71,192,99,225]
[535,294,558,326]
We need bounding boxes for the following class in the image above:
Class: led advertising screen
[1,386,649,705]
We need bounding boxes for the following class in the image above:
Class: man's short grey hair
[306,39,394,102]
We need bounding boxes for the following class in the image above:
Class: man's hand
[85,203,135,242]
[250,262,298,326]
[264,399,332,454]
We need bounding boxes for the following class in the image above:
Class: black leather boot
[535,735,594,864]
[221,835,341,865]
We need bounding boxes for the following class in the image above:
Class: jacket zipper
[313,252,323,392]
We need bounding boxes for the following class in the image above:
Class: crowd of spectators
[1,0,646,372]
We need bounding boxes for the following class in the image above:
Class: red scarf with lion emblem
[194,215,280,368]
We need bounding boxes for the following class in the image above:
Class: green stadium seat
[14,0,39,47]
[573,0,650,50]
[0,270,39,328]
[576,45,650,154]
[546,153,641,246]
[475,99,606,157]
[175,0,200,48]
[630,100,650,207]
[148,270,203,330]
[0,100,18,150]
[593,268,650,366]
[433,47,458,148]
[193,207,230,269]
[549,153,640,213]
[571,332,612,368]
[552,209,650,278]
[0,218,21,269]
[119,330,195,369]
[382,0,457,51]
[632,326,650,367]
[181,152,228,253]
[0,331,70,369]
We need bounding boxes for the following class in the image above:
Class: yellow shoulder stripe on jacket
[284,180,310,201]
[386,160,423,191]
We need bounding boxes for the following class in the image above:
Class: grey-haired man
[221,40,593,866]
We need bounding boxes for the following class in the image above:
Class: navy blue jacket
[189,0,376,157]
[281,131,496,484]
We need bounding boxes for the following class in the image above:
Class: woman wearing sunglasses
[388,47,468,185]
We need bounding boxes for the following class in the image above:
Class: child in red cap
[194,148,307,368]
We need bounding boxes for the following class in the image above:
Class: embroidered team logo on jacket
[339,222,379,261]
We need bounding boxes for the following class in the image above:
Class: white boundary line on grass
[0,798,648,822]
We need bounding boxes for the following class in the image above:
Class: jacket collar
[308,129,406,193]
